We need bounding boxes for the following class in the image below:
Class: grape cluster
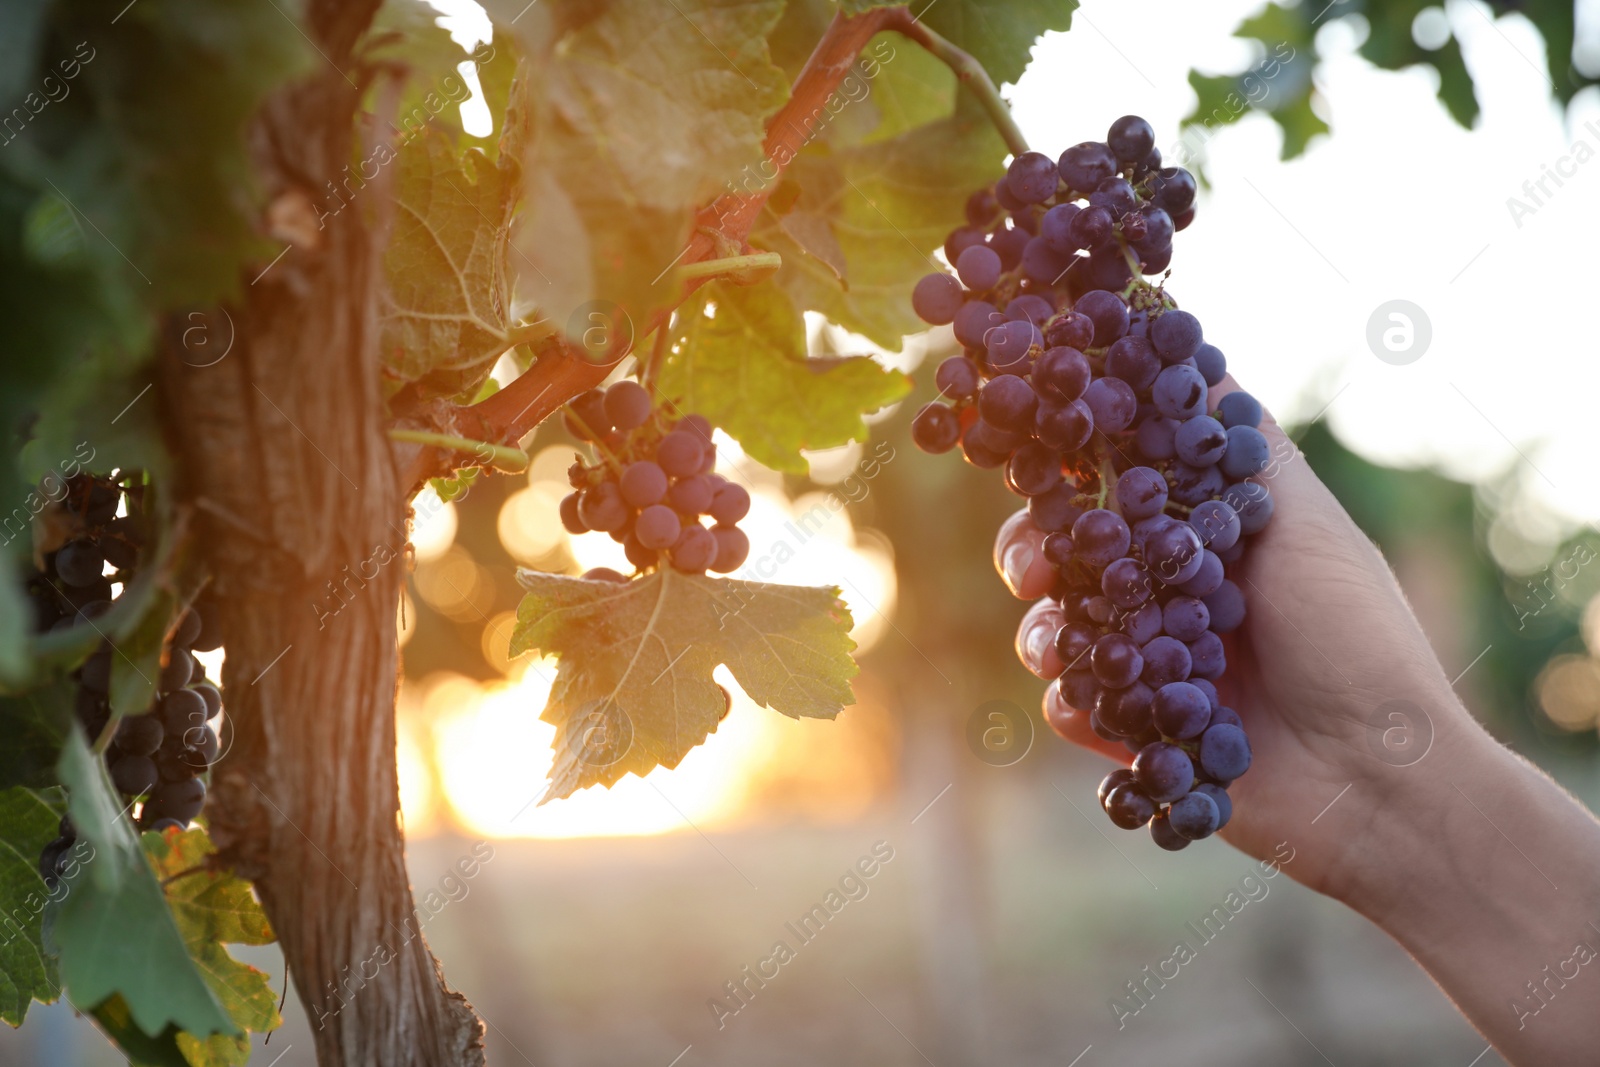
[558,380,751,576]
[909,116,1271,851]
[25,473,226,885]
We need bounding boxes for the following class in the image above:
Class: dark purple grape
[952,300,1001,350]
[993,173,1028,212]
[1150,810,1190,851]
[1059,669,1102,712]
[1029,482,1084,533]
[114,714,164,757]
[965,188,1000,226]
[55,541,104,588]
[179,725,221,770]
[1122,600,1162,644]
[960,425,1010,469]
[1005,441,1062,496]
[1176,550,1224,597]
[1073,290,1129,346]
[1071,510,1131,569]
[1217,391,1263,429]
[1153,681,1211,739]
[1005,294,1055,326]
[1198,723,1251,782]
[1107,115,1156,162]
[1119,210,1149,243]
[1208,706,1243,730]
[1066,204,1113,250]
[935,355,981,400]
[79,648,111,694]
[110,753,159,796]
[978,374,1038,432]
[709,483,750,524]
[1045,312,1094,350]
[192,681,222,718]
[957,244,1002,290]
[667,475,715,514]
[619,461,668,507]
[1150,310,1203,363]
[1021,237,1075,284]
[1162,596,1211,642]
[1100,680,1155,736]
[710,525,750,573]
[1152,364,1208,420]
[1134,415,1178,460]
[1105,336,1160,392]
[1055,622,1098,671]
[565,389,612,439]
[147,777,206,823]
[1187,631,1226,679]
[1154,167,1197,213]
[1188,499,1240,551]
[1193,343,1227,386]
[1007,151,1060,203]
[912,273,965,325]
[944,225,986,264]
[160,649,194,692]
[1058,141,1117,192]
[1090,176,1137,216]
[1193,782,1233,830]
[1035,398,1094,452]
[581,567,629,583]
[1091,633,1144,689]
[1099,767,1135,807]
[1169,463,1225,507]
[1105,783,1157,829]
[1222,481,1275,534]
[1087,596,1114,624]
[1189,678,1220,712]
[1088,708,1123,742]
[1133,741,1194,803]
[1146,519,1205,585]
[1140,636,1192,688]
[1174,415,1227,467]
[1168,790,1220,840]
[578,482,629,532]
[1219,425,1271,480]
[1083,377,1136,434]
[1203,579,1246,633]
[656,431,704,478]
[1134,205,1174,251]
[1040,203,1082,252]
[989,225,1031,271]
[603,380,652,431]
[1034,346,1090,401]
[669,525,718,572]
[1042,532,1075,566]
[985,319,1042,374]
[1101,558,1151,610]
[634,505,681,550]
[1172,206,1196,231]
[1115,466,1168,520]
[911,403,962,454]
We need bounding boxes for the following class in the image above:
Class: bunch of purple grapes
[559,380,751,577]
[909,116,1271,851]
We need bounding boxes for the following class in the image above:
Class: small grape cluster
[559,380,752,577]
[25,474,225,886]
[909,116,1272,851]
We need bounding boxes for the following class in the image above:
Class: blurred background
[9,0,1600,1063]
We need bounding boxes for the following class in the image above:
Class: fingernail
[1025,619,1053,666]
[1002,541,1034,594]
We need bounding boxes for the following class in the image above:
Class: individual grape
[1091,633,1144,689]
[1007,151,1060,202]
[1071,510,1131,568]
[1107,115,1156,162]
[161,649,194,692]
[667,475,715,514]
[1153,167,1197,212]
[1035,398,1094,453]
[1122,599,1163,644]
[172,609,202,649]
[1133,415,1178,461]
[603,380,652,431]
[960,426,1010,469]
[619,461,668,508]
[1083,377,1136,434]
[1088,708,1122,742]
[1021,237,1075,285]
[1203,579,1247,633]
[1174,416,1228,467]
[912,273,965,325]
[1086,596,1114,624]
[147,777,206,824]
[979,375,1038,432]
[1090,176,1137,216]
[1219,425,1271,480]
[965,188,1000,226]
[79,648,111,694]
[1005,294,1055,327]
[1176,550,1224,597]
[657,431,705,478]
[1150,310,1203,363]
[1133,205,1174,253]
[1131,513,1177,546]
[1074,290,1129,346]
[192,681,222,718]
[160,687,208,734]
[710,483,751,524]
[1132,741,1194,803]
[578,482,629,532]
[1114,467,1168,521]
[993,173,1027,212]
[38,837,73,886]
[623,532,661,570]
[1029,482,1084,534]
[1005,442,1063,496]
[1105,783,1157,830]
[1059,669,1102,712]
[54,541,104,588]
[1101,558,1151,609]
[1055,622,1098,671]
[1084,244,1134,290]
[1198,723,1251,782]
[1044,311,1094,350]
[1100,680,1155,736]
[179,726,221,770]
[911,403,962,454]
[1162,596,1210,642]
[956,244,1002,290]
[1099,767,1135,807]
[1153,681,1211,739]
[1140,636,1192,688]
[1152,364,1208,420]
[1169,462,1225,507]
[1149,809,1190,851]
[1187,631,1226,679]
[565,389,612,439]
[1222,481,1275,535]
[952,300,1001,349]
[669,525,718,572]
[1058,141,1117,192]
[1193,783,1233,830]
[634,505,682,550]
[1189,678,1220,713]
[1217,391,1263,429]
[114,713,164,757]
[1192,343,1227,386]
[1105,336,1160,392]
[1042,532,1075,567]
[1040,203,1082,252]
[1168,791,1220,840]
[1188,499,1240,551]
[1033,346,1090,401]
[989,225,1031,270]
[1066,205,1113,250]
[109,753,158,796]
[1208,706,1243,729]
[1146,522,1205,585]
[710,525,750,573]
[944,225,986,263]
[985,319,1042,374]
[934,356,981,401]
[581,567,629,583]
[1120,210,1150,244]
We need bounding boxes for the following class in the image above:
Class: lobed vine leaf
[663,280,910,473]
[511,569,857,801]
[838,0,1078,86]
[0,682,72,790]
[0,786,65,1026]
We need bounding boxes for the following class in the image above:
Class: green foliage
[0,682,72,790]
[510,569,857,800]
[1180,4,1326,164]
[664,281,909,472]
[0,787,64,1026]
[49,730,234,1042]
[837,0,1078,86]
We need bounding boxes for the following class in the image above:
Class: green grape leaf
[0,681,72,790]
[0,786,65,1025]
[143,828,280,1067]
[49,729,234,1042]
[663,281,910,473]
[837,0,1077,86]
[511,569,857,800]
[1356,0,1478,127]
[497,0,789,344]
[1182,5,1327,163]
[429,466,483,504]
[364,1,515,155]
[108,587,178,719]
[752,110,1006,348]
[89,995,189,1067]
[381,128,519,400]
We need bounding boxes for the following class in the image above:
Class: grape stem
[676,252,782,282]
[641,325,671,396]
[885,9,1031,158]
[386,430,528,474]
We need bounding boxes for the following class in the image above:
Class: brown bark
[156,3,485,1064]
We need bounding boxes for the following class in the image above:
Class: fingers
[1015,596,1065,678]
[1042,680,1135,766]
[994,509,1057,599]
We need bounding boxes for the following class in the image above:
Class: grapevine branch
[884,9,1031,157]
